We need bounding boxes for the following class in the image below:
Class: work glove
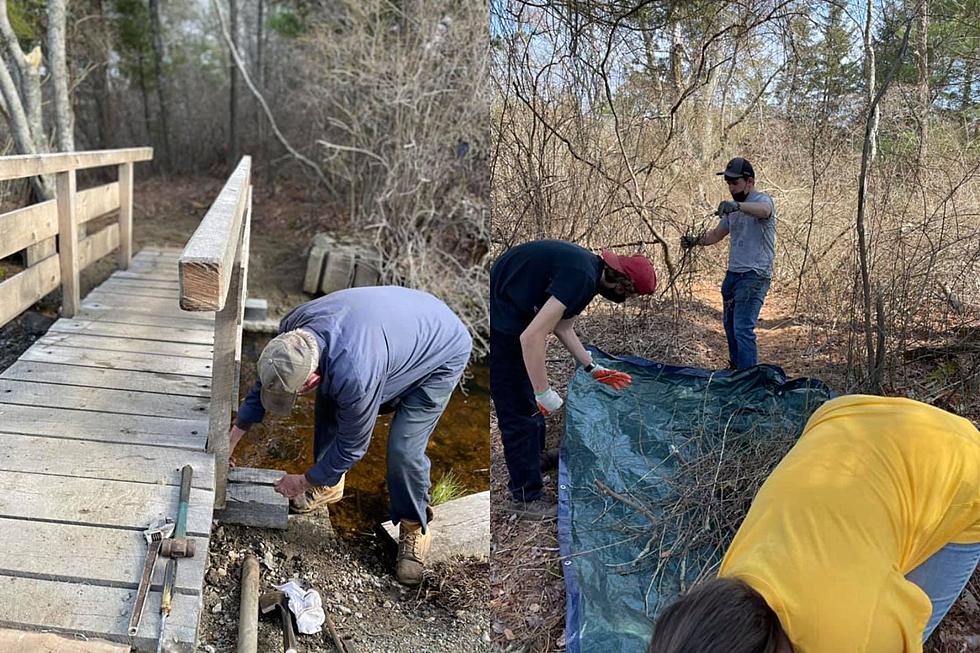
[680,234,699,250]
[587,363,632,391]
[535,387,563,416]
[717,200,740,215]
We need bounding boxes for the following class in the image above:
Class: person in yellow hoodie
[647,394,980,653]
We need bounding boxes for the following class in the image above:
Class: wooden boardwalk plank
[0,404,206,449]
[37,332,214,360]
[21,343,213,377]
[2,360,211,397]
[74,308,214,331]
[0,470,213,535]
[95,283,182,300]
[0,247,220,651]
[0,433,215,490]
[105,276,180,289]
[47,318,213,346]
[0,576,201,652]
[0,517,207,594]
[82,296,214,321]
[0,379,209,419]
[109,270,180,284]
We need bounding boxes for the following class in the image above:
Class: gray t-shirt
[719,190,776,277]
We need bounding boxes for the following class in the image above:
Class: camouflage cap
[257,329,319,416]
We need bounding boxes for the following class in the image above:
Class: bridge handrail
[178,156,252,509]
[0,147,153,326]
[0,147,152,181]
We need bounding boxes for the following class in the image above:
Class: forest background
[0,0,489,357]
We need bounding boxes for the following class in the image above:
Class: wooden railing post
[179,156,251,509]
[117,162,133,269]
[232,185,252,402]
[55,169,79,317]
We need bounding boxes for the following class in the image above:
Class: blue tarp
[558,348,834,653]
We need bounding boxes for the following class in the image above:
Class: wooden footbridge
[0,149,268,651]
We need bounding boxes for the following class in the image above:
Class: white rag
[275,580,325,635]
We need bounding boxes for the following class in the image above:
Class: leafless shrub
[294,1,490,358]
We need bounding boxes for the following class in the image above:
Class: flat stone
[382,491,489,562]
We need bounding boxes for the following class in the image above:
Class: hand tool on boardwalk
[258,591,299,653]
[128,519,175,639]
[158,465,195,653]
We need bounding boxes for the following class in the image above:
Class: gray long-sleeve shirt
[236,286,472,485]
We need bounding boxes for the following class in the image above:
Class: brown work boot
[290,473,345,514]
[502,497,556,521]
[395,519,431,586]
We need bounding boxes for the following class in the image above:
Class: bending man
[229,287,472,586]
[490,240,657,519]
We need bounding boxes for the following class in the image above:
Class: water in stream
[232,333,490,534]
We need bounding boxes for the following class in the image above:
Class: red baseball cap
[600,250,658,294]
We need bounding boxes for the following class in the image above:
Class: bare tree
[915,0,928,171]
[229,0,239,166]
[148,0,171,169]
[48,0,74,153]
[0,0,49,198]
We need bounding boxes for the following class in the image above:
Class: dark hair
[647,577,782,653]
[602,265,636,293]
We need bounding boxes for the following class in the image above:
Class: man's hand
[535,387,563,416]
[228,424,248,467]
[680,234,699,250]
[590,364,632,390]
[274,473,312,499]
[717,200,740,215]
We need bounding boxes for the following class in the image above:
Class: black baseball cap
[716,157,754,180]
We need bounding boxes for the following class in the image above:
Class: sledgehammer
[157,465,195,653]
[259,591,299,653]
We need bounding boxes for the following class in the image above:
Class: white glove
[535,387,563,416]
[275,580,325,635]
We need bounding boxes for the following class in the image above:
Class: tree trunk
[915,0,928,171]
[0,0,49,198]
[137,52,153,148]
[670,21,683,105]
[863,0,878,163]
[48,0,73,152]
[148,0,171,170]
[856,7,915,392]
[229,0,239,166]
[93,0,114,149]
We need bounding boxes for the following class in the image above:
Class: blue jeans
[312,359,466,532]
[721,271,770,369]
[490,329,545,502]
[906,542,980,641]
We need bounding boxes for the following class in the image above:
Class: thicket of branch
[491,0,980,391]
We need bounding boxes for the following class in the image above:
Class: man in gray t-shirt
[681,157,775,368]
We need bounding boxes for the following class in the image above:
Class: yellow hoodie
[719,394,980,653]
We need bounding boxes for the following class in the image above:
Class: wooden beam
[78,223,120,271]
[0,147,153,181]
[207,214,246,509]
[232,185,252,402]
[117,162,133,268]
[0,629,129,653]
[55,170,79,317]
[0,182,121,260]
[179,156,251,311]
[0,255,60,327]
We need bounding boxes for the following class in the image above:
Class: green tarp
[558,349,833,653]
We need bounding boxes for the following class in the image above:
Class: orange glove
[587,363,632,391]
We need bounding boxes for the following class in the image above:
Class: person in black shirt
[490,240,657,519]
